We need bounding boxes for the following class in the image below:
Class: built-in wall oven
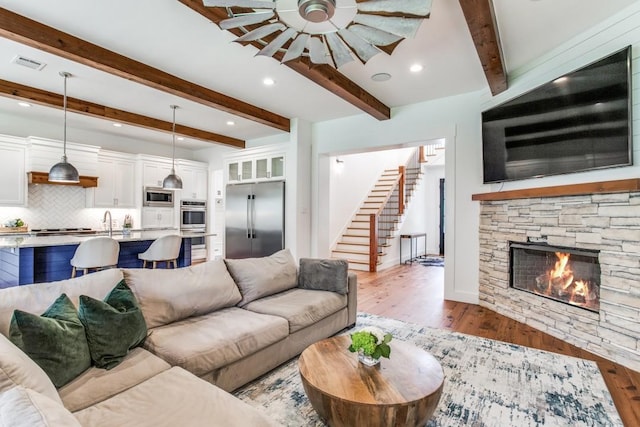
[180,200,207,261]
[180,200,206,229]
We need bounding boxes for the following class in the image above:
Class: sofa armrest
[346,272,357,327]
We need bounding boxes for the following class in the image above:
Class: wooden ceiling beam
[0,7,289,132]
[179,0,391,120]
[0,79,245,148]
[458,0,508,96]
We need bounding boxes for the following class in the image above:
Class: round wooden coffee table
[298,335,444,427]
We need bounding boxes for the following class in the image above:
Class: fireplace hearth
[510,242,600,313]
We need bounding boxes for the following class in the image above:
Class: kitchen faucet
[103,210,112,237]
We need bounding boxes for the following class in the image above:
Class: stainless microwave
[143,187,174,207]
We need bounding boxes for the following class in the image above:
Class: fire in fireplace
[510,242,600,312]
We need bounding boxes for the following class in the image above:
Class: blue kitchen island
[0,230,202,288]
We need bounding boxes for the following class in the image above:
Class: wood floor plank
[355,264,640,426]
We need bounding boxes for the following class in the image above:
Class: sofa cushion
[143,307,288,376]
[78,280,148,370]
[9,294,91,388]
[59,348,171,413]
[0,333,62,405]
[72,367,279,427]
[123,260,241,329]
[0,268,123,337]
[0,386,81,427]
[225,249,298,307]
[298,258,349,294]
[243,288,348,333]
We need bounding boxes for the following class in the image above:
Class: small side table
[400,233,427,264]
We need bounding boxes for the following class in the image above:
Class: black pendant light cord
[62,72,69,160]
[171,105,176,172]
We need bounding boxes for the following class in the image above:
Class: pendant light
[49,71,80,183]
[162,105,183,189]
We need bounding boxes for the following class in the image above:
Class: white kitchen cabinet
[177,162,208,200]
[142,160,173,188]
[91,153,135,208]
[226,154,284,183]
[141,207,175,229]
[0,138,26,207]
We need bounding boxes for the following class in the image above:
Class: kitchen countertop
[0,229,217,249]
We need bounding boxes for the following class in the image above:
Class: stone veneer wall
[478,191,640,372]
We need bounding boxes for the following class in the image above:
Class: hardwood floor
[355,263,640,426]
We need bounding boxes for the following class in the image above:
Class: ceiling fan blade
[282,33,310,63]
[307,36,332,65]
[235,23,285,42]
[257,28,297,57]
[219,12,275,30]
[203,0,276,9]
[348,24,403,46]
[357,0,432,17]
[337,29,381,63]
[325,33,355,68]
[352,15,423,38]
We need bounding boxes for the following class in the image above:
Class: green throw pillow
[78,280,148,369]
[9,294,91,388]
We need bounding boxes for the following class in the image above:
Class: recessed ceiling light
[112,123,122,127]
[226,120,235,126]
[177,136,185,141]
[18,102,31,108]
[263,77,275,86]
[410,64,423,73]
[554,76,568,84]
[371,72,391,82]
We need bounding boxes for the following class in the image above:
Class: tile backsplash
[0,185,135,229]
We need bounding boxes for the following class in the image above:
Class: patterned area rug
[419,256,445,267]
[234,313,622,427]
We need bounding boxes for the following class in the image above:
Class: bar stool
[138,235,182,269]
[70,237,120,278]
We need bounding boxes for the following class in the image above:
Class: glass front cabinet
[227,154,285,183]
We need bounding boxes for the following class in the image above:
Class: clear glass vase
[358,350,380,366]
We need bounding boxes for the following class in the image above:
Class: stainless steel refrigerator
[225,181,285,259]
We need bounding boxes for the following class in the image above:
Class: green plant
[4,218,24,228]
[348,326,392,360]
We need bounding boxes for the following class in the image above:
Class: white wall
[312,91,485,304]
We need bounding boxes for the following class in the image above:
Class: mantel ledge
[471,179,640,201]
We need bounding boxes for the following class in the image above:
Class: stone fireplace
[476,181,640,372]
[510,242,600,313]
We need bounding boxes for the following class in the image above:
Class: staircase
[331,149,424,271]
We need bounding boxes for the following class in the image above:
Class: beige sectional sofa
[0,250,357,426]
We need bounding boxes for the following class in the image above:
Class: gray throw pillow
[225,249,298,306]
[298,258,348,295]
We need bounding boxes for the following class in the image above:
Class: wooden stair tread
[333,249,368,254]
[336,242,368,247]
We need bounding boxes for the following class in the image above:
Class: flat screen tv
[482,46,632,184]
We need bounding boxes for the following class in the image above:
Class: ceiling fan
[202,0,432,68]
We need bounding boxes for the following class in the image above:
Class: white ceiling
[0,0,637,151]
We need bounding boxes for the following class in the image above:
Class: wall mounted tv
[482,46,632,184]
